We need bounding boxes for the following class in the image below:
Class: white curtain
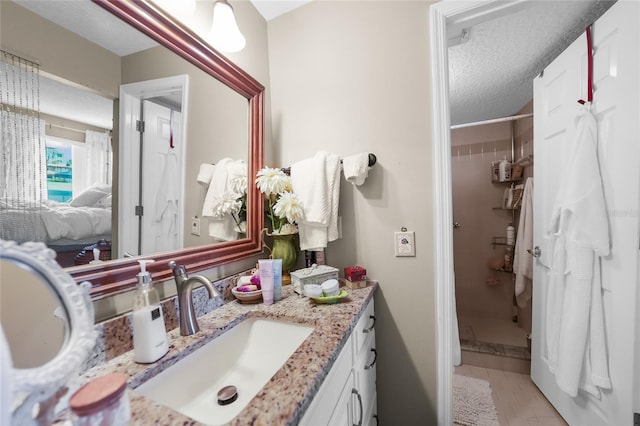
[0,110,46,202]
[72,130,112,195]
[1,51,46,243]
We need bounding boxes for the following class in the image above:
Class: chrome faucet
[168,261,220,336]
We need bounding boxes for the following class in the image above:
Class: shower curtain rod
[450,113,533,130]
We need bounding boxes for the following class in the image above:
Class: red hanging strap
[578,26,593,105]
[169,109,175,149]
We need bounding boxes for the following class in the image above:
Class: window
[45,138,73,202]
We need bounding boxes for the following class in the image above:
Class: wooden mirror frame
[69,0,264,299]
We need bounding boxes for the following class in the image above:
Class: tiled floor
[458,314,531,373]
[455,364,568,426]
[458,315,529,348]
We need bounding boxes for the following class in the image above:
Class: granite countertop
[82,282,377,425]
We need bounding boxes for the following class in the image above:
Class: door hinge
[136,120,145,133]
[634,412,640,426]
[135,205,143,217]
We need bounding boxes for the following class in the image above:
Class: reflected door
[141,100,183,255]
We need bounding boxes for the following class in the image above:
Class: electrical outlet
[191,217,200,236]
[394,231,415,257]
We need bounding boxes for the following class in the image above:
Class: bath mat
[453,375,499,426]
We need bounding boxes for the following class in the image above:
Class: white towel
[199,158,247,241]
[197,163,215,185]
[291,151,341,251]
[513,177,533,307]
[544,104,611,398]
[342,153,370,186]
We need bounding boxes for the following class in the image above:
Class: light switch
[394,231,415,257]
[191,217,200,236]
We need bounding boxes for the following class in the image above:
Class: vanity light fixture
[209,0,246,53]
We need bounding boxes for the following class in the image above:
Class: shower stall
[451,102,534,373]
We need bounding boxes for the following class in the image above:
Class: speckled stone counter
[81,282,377,425]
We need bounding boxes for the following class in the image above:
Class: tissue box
[344,266,367,282]
[291,264,339,295]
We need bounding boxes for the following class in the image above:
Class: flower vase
[263,229,298,284]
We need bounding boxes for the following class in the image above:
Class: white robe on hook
[544,104,611,398]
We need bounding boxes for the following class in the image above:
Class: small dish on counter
[309,289,348,304]
[231,287,262,303]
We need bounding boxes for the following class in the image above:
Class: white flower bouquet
[255,167,303,234]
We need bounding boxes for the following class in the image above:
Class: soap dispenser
[132,260,169,363]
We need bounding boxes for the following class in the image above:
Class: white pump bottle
[132,260,169,363]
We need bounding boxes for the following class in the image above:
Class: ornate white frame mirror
[1,240,96,425]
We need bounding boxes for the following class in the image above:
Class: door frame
[118,75,189,257]
[429,1,534,424]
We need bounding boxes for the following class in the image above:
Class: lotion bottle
[506,223,515,246]
[132,260,169,363]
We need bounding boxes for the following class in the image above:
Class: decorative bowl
[310,289,348,304]
[231,287,262,303]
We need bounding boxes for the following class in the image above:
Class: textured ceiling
[448,0,616,126]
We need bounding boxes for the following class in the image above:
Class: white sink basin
[135,317,314,425]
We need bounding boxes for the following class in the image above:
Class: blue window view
[45,141,72,202]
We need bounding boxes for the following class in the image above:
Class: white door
[531,2,639,424]
[140,100,183,255]
[118,75,188,258]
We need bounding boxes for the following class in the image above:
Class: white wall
[267,1,437,422]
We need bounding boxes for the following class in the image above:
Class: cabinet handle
[352,389,363,426]
[374,414,379,426]
[363,315,375,333]
[365,348,377,370]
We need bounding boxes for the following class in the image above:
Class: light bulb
[209,0,246,53]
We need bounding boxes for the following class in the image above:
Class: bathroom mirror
[1,0,264,298]
[0,240,96,424]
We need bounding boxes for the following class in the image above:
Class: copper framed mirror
[65,0,264,298]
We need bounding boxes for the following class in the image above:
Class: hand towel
[342,153,370,186]
[513,177,533,307]
[291,151,341,251]
[544,104,611,398]
[197,163,215,185]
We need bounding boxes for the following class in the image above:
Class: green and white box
[291,265,339,296]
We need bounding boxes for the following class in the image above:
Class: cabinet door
[353,300,376,359]
[300,335,353,426]
[364,398,378,426]
[328,370,355,426]
[354,329,377,424]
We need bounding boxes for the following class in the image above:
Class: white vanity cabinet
[300,299,377,426]
[352,299,377,426]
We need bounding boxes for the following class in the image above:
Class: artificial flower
[255,166,303,234]
[255,167,290,196]
[273,191,303,224]
[211,195,242,218]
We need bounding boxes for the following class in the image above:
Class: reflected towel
[342,153,370,186]
[197,163,215,185]
[199,158,247,241]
